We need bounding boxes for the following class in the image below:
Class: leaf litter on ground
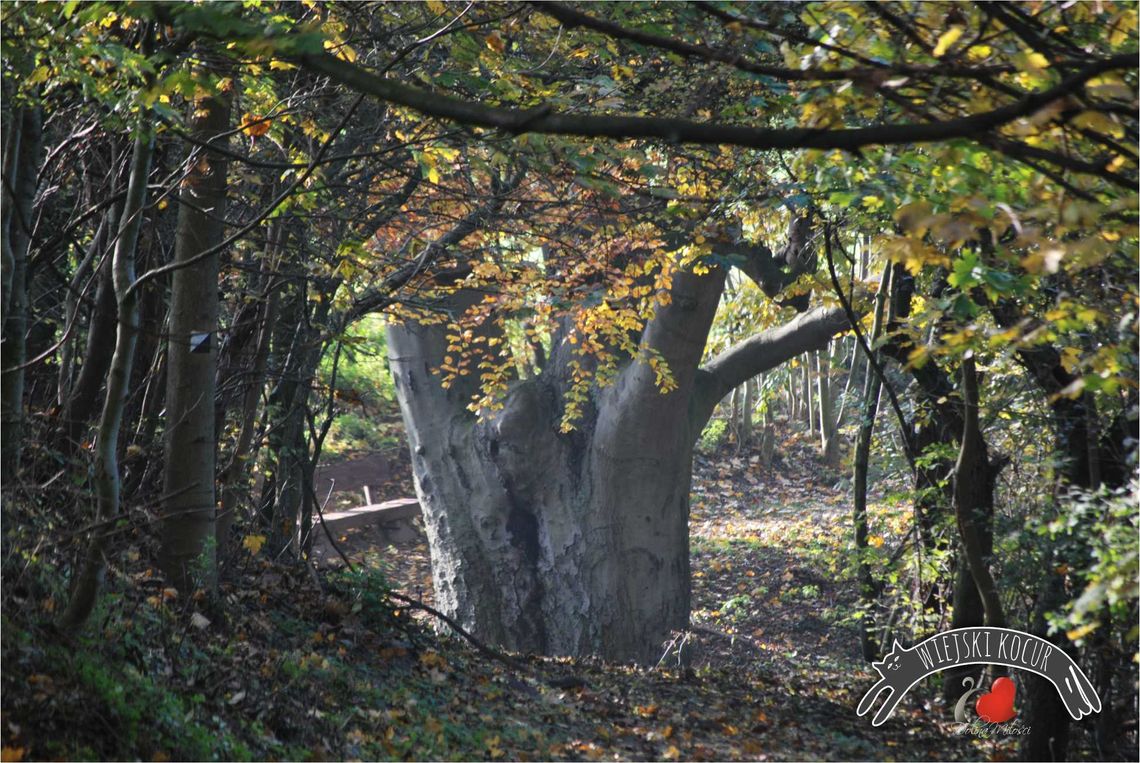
[3,428,1019,760]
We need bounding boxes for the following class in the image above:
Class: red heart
[976,676,1017,723]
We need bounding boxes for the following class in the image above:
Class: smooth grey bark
[389,258,851,662]
[691,305,849,431]
[160,79,232,592]
[1,108,42,474]
[60,125,153,630]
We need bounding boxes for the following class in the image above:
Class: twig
[387,590,528,672]
[822,224,916,471]
[308,481,356,571]
[689,625,766,655]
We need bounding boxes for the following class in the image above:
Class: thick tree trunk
[388,268,720,662]
[389,255,850,661]
[160,76,232,593]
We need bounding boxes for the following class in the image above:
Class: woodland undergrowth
[0,424,1075,761]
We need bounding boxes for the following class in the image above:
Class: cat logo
[857,628,1100,726]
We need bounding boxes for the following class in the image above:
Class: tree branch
[295,48,1134,153]
[690,305,850,434]
[346,164,526,322]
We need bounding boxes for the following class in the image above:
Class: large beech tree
[388,241,848,661]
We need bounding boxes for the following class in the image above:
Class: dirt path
[311,437,1014,759]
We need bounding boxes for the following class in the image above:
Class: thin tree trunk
[953,355,1005,628]
[61,204,122,453]
[852,264,890,660]
[835,335,860,429]
[59,124,153,631]
[1,108,42,474]
[159,70,232,593]
[787,367,797,422]
[740,376,754,446]
[262,283,330,557]
[2,103,24,316]
[55,203,107,409]
[218,279,279,565]
[730,384,741,444]
[803,355,815,433]
[817,343,838,465]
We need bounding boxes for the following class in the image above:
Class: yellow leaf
[242,534,266,555]
[869,535,885,548]
[1060,346,1082,373]
[933,26,964,57]
[323,39,357,63]
[1066,622,1099,642]
[485,32,505,54]
[1071,110,1124,138]
[966,45,992,61]
[2,747,25,762]
[426,0,446,14]
[1110,9,1137,46]
[269,60,296,71]
[1023,51,1051,71]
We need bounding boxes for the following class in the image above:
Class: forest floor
[2,430,1026,761]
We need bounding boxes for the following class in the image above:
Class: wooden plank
[317,497,421,532]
